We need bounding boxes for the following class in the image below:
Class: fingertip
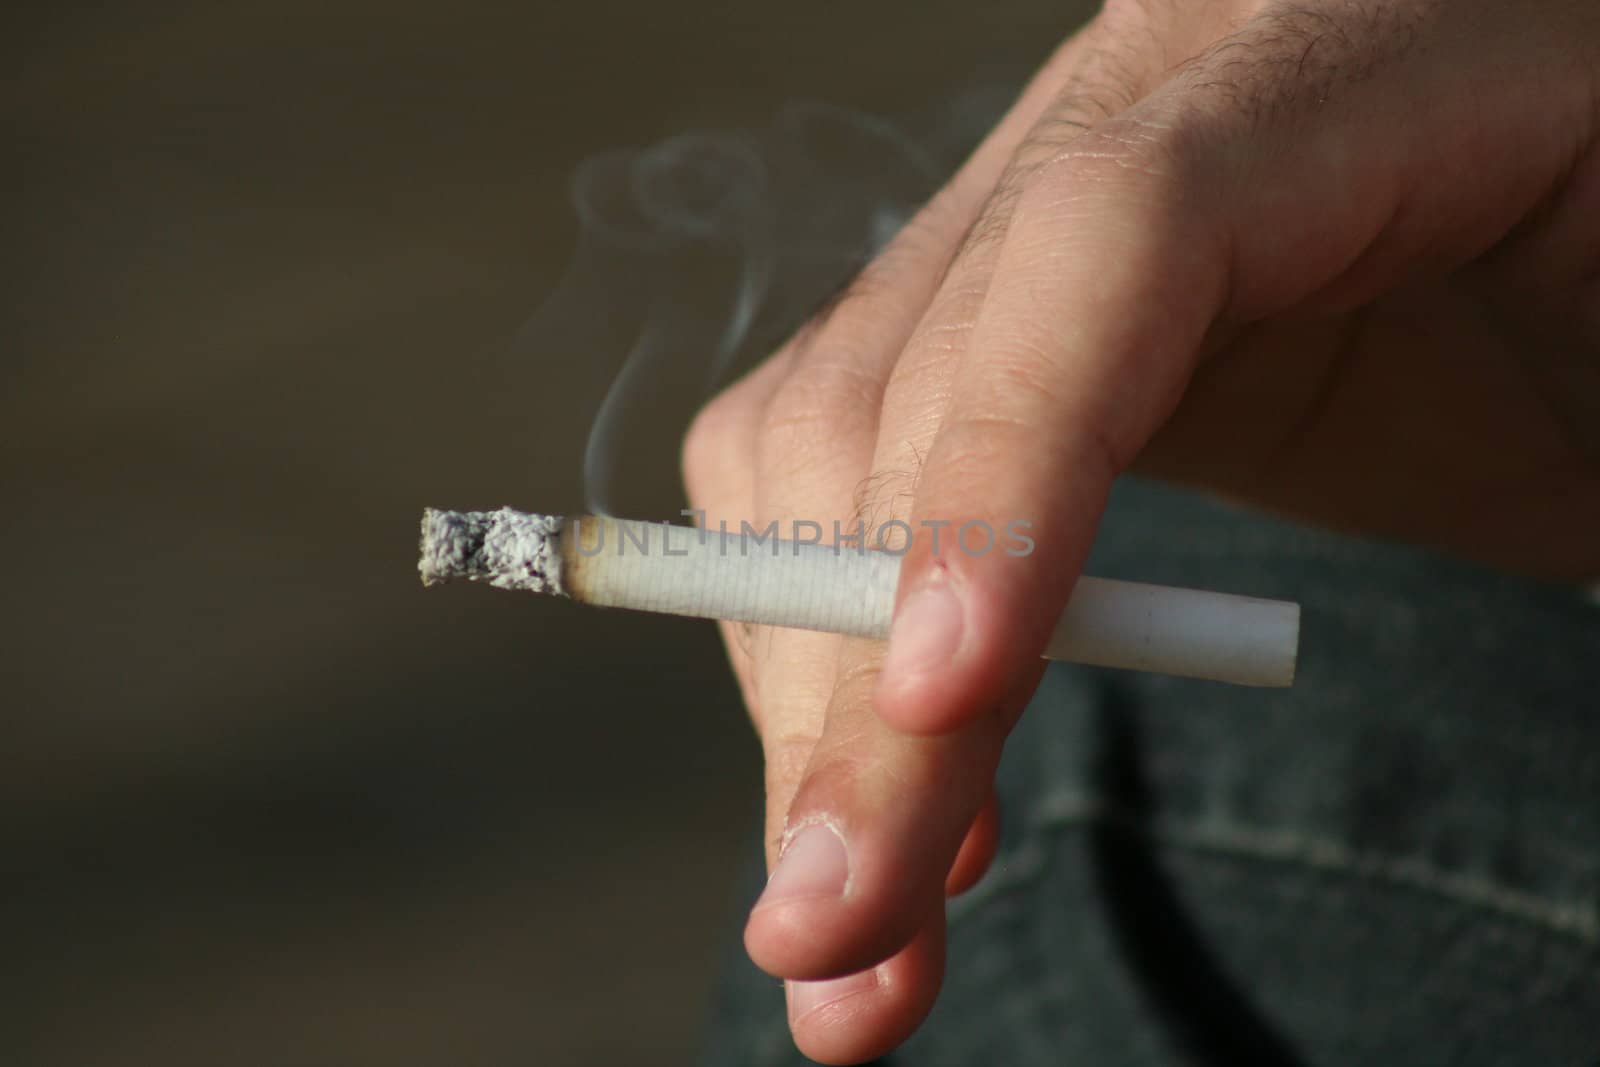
[743,817,931,981]
[750,641,1009,983]
[743,868,931,982]
[788,913,945,1065]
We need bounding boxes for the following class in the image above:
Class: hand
[683,1,1600,1061]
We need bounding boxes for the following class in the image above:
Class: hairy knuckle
[1174,1,1440,127]
[956,165,1030,265]
[1012,10,1163,161]
[851,466,918,532]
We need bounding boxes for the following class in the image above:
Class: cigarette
[418,507,1299,688]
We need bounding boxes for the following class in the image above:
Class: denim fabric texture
[702,478,1600,1066]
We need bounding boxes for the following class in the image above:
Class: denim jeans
[702,479,1600,1066]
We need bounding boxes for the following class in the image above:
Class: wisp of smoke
[510,93,1012,516]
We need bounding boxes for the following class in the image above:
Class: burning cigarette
[419,508,1299,688]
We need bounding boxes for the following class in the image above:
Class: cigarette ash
[418,508,564,594]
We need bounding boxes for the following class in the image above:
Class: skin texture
[680,1,1600,1062]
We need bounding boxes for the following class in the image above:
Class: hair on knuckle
[849,464,919,535]
[1176,0,1437,127]
[953,162,1033,269]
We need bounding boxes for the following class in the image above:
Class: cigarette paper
[419,508,1299,687]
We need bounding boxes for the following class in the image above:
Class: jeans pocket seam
[951,789,1599,948]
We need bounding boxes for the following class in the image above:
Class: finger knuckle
[762,353,881,452]
[963,68,1152,265]
[979,343,1072,410]
[939,410,1032,471]
[1037,112,1193,192]
[1007,10,1158,173]
[681,388,746,495]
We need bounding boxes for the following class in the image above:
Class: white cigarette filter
[419,508,1300,688]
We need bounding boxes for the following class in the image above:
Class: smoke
[512,92,1012,517]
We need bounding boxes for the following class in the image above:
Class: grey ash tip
[418,507,564,594]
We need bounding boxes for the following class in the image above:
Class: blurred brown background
[6,2,1087,1063]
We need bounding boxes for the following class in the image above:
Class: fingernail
[788,969,881,1023]
[880,575,966,689]
[755,823,849,909]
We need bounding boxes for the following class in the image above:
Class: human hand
[683,1,1599,1061]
